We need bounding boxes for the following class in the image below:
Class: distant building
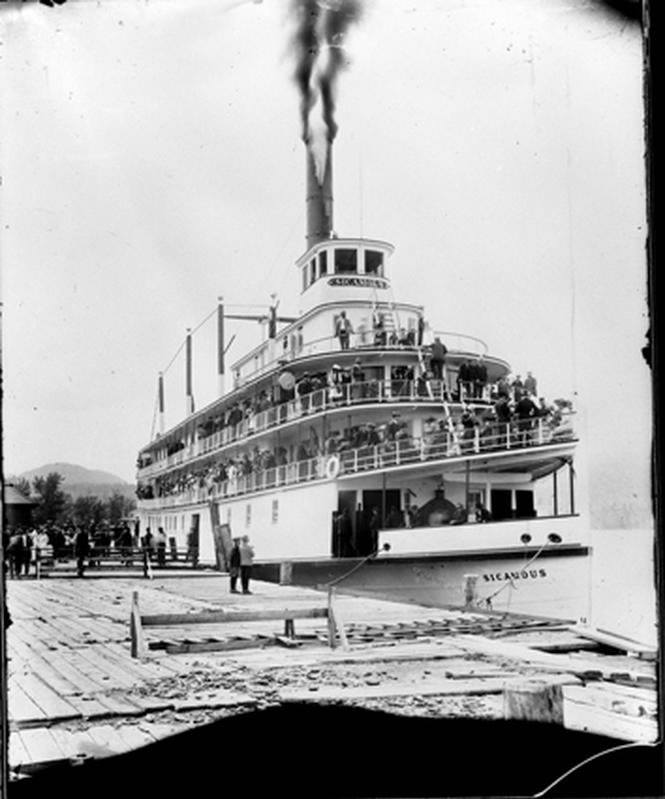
[3,484,37,528]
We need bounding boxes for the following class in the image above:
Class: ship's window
[302,267,307,292]
[310,259,316,285]
[246,504,251,528]
[319,250,328,275]
[334,248,357,273]
[226,507,232,524]
[272,499,279,524]
[365,250,384,275]
[297,327,304,352]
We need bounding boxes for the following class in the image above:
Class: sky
[0,0,650,529]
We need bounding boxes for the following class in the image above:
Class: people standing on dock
[20,528,32,577]
[74,526,90,578]
[229,537,241,593]
[156,527,167,567]
[239,535,254,595]
[335,311,354,350]
[6,530,24,579]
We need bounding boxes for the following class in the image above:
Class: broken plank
[279,674,579,703]
[571,626,657,658]
[453,635,652,681]
[164,638,274,655]
[172,690,256,711]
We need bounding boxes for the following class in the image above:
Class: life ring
[325,455,341,480]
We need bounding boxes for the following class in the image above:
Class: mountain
[19,463,129,486]
[16,463,135,501]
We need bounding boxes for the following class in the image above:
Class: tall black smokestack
[306,141,333,249]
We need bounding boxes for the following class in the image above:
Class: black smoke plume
[290,0,363,145]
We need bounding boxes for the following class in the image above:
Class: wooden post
[569,460,575,514]
[326,587,349,651]
[130,591,147,659]
[279,561,293,585]
[553,469,559,516]
[327,587,337,649]
[503,682,564,725]
[463,573,479,607]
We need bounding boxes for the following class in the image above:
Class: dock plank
[86,724,133,756]
[11,673,82,723]
[7,682,48,726]
[18,728,69,764]
[8,731,31,768]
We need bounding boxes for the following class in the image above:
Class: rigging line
[162,339,186,375]
[533,742,653,798]
[191,306,217,336]
[478,541,551,606]
[161,302,220,376]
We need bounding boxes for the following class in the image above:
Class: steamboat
[135,138,589,621]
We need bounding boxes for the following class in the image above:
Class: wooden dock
[6,575,658,775]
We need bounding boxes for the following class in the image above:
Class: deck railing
[138,378,505,478]
[138,413,575,510]
[233,329,490,387]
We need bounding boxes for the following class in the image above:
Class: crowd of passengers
[3,521,138,578]
[137,391,572,500]
[147,358,542,461]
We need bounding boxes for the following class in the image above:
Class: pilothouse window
[319,251,328,275]
[365,250,384,275]
[335,249,358,274]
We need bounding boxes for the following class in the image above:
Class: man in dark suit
[74,527,90,578]
[429,337,447,380]
[335,311,354,350]
[229,538,241,593]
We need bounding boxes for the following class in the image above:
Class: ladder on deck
[416,340,460,453]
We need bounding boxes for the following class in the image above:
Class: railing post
[420,437,426,461]
[537,418,544,445]
[353,449,358,472]
[506,423,511,449]
[474,427,480,453]
[396,439,401,465]
[373,445,379,469]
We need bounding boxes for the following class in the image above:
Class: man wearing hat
[229,537,241,594]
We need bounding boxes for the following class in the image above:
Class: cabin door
[515,490,535,519]
[362,489,401,528]
[333,491,357,558]
[490,489,512,521]
[187,514,200,566]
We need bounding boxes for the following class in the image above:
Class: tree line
[13,472,136,528]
